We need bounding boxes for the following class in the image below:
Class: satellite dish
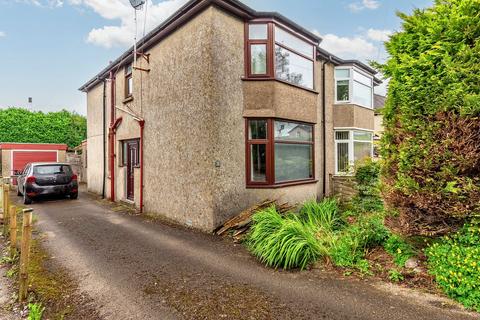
[129,0,145,10]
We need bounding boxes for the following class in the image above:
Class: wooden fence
[0,178,33,302]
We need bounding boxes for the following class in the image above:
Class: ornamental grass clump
[298,198,341,231]
[247,200,340,270]
[426,221,480,312]
[247,207,322,270]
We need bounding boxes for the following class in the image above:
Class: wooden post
[9,206,17,258]
[2,184,9,236]
[19,208,33,302]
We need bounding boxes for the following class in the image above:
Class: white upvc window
[334,129,374,175]
[334,67,374,109]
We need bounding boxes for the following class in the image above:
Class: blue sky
[0,0,432,115]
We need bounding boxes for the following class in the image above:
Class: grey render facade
[80,0,379,232]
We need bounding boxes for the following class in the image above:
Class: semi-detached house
[79,0,380,232]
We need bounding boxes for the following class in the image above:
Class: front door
[126,140,138,201]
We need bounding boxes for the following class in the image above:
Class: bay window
[246,22,316,90]
[335,130,373,175]
[335,67,373,108]
[246,119,315,187]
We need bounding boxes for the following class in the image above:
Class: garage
[0,143,68,177]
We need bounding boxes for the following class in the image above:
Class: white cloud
[348,0,380,12]
[68,0,189,48]
[366,28,392,42]
[15,0,63,7]
[0,31,5,38]
[315,31,378,62]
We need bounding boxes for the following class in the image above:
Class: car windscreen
[33,165,72,175]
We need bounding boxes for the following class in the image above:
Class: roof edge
[79,0,322,92]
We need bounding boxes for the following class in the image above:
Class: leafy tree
[378,0,480,235]
[0,108,86,148]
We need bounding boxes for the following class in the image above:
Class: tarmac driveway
[24,192,478,320]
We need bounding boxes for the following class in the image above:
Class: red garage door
[12,151,57,174]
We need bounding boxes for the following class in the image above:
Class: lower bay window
[334,130,373,175]
[246,118,314,187]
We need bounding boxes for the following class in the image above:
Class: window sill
[242,77,319,94]
[123,96,134,104]
[333,102,373,111]
[246,179,318,189]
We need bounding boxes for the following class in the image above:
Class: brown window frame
[245,118,316,188]
[244,20,317,91]
[125,63,133,99]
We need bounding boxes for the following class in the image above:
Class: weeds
[388,269,404,282]
[28,303,45,320]
[384,234,415,267]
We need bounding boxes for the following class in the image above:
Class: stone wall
[331,175,357,202]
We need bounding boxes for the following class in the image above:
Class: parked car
[17,162,78,204]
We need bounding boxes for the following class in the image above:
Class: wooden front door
[126,140,138,201]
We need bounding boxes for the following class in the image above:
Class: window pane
[275,27,314,59]
[353,131,373,141]
[336,142,349,173]
[33,165,72,175]
[123,142,128,165]
[274,143,313,182]
[249,120,267,140]
[354,141,372,162]
[353,70,372,86]
[353,81,372,107]
[127,76,133,96]
[336,80,349,101]
[249,24,268,40]
[335,69,350,78]
[251,44,267,75]
[251,144,267,182]
[275,45,314,89]
[274,121,312,142]
[335,131,349,140]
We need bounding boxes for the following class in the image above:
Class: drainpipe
[322,60,327,197]
[109,71,116,202]
[102,79,106,199]
[139,120,145,213]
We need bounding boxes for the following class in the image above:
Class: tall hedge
[379,0,480,235]
[0,108,86,148]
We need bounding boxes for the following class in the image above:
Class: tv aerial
[129,0,146,68]
[129,0,145,10]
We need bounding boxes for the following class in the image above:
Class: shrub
[298,198,340,231]
[247,206,324,270]
[379,0,480,235]
[348,160,384,215]
[426,221,480,311]
[384,234,415,267]
[330,214,389,271]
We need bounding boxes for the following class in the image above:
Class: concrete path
[21,192,478,320]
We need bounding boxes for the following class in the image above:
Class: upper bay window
[246,22,316,90]
[246,118,315,187]
[335,67,374,109]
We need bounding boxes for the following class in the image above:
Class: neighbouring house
[79,0,380,231]
[0,143,68,179]
[69,139,87,183]
[373,94,386,158]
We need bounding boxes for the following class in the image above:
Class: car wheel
[23,190,32,205]
[70,193,78,200]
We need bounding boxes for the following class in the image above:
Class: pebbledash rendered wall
[86,6,341,232]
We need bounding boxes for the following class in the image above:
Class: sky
[0,0,432,115]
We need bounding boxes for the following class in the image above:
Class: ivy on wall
[378,0,480,235]
[0,108,87,148]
